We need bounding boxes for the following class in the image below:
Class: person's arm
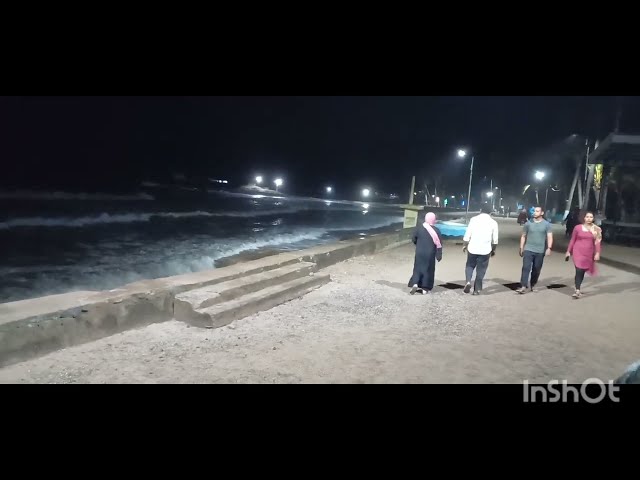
[490,221,499,256]
[412,226,419,245]
[546,222,553,256]
[519,223,528,257]
[462,220,472,253]
[594,226,602,260]
[434,227,443,262]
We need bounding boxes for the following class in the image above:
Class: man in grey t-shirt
[516,206,553,294]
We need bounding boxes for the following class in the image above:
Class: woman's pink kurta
[568,225,602,275]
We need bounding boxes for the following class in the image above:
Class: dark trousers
[520,250,545,288]
[465,253,490,291]
[575,267,587,289]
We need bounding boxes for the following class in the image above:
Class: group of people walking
[408,204,602,298]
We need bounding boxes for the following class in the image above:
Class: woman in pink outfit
[565,211,602,298]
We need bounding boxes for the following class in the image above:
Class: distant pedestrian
[462,204,499,295]
[516,206,553,294]
[517,208,528,225]
[565,211,602,299]
[408,212,443,295]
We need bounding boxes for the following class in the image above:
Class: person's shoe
[463,283,472,294]
[410,285,418,295]
[422,289,429,295]
[473,290,481,296]
[530,286,535,293]
[572,290,582,299]
[515,287,526,294]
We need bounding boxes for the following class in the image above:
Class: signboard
[403,209,419,229]
[594,164,603,190]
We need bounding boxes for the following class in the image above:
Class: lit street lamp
[486,191,494,210]
[534,171,545,204]
[494,186,502,210]
[255,176,263,185]
[362,188,370,198]
[274,178,283,192]
[457,149,475,224]
[326,186,333,194]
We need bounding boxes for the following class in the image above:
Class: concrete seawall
[0,228,414,367]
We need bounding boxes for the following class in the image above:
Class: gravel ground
[1,221,639,384]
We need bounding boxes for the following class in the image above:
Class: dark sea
[0,186,408,303]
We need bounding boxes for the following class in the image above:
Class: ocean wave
[0,229,334,302]
[0,190,154,201]
[0,208,319,229]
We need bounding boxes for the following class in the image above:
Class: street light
[255,176,263,185]
[362,188,370,198]
[457,149,475,224]
[494,186,502,210]
[534,171,545,204]
[544,185,560,212]
[326,186,333,194]
[274,178,283,192]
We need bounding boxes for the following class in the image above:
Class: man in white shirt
[462,203,499,295]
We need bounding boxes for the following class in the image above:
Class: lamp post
[494,186,502,210]
[544,185,560,212]
[534,171,545,204]
[458,149,475,224]
[486,191,494,211]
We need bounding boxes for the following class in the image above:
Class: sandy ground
[1,220,639,384]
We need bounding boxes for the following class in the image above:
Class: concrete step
[174,261,317,316]
[176,273,331,328]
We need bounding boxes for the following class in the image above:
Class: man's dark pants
[465,253,491,292]
[520,250,545,288]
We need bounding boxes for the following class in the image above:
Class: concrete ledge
[0,290,173,367]
[0,228,412,367]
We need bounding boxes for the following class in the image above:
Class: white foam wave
[0,229,334,302]
[0,208,317,229]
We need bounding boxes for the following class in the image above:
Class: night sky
[1,96,637,198]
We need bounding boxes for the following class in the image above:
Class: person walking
[565,211,602,299]
[516,206,553,294]
[462,204,499,295]
[517,208,528,225]
[408,212,443,295]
